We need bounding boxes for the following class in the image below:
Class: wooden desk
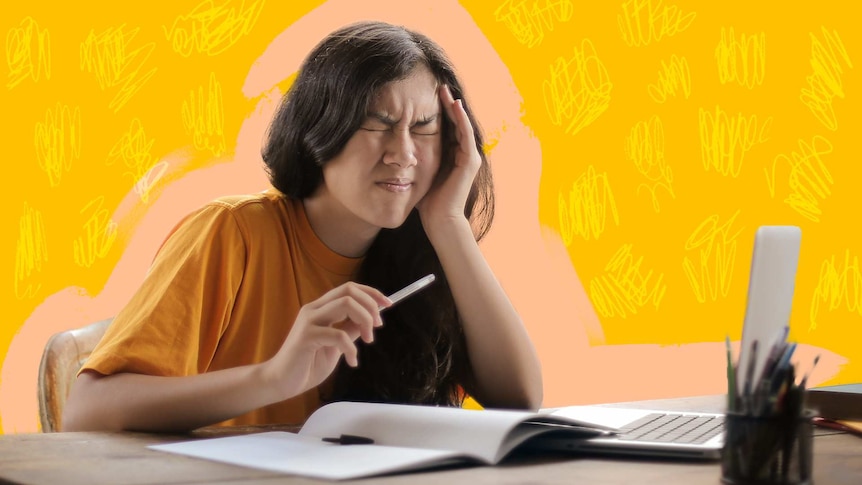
[1,396,860,485]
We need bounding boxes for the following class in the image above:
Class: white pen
[379,274,436,311]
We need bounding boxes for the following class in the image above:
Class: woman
[63,20,542,432]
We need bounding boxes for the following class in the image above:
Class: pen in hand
[379,274,436,311]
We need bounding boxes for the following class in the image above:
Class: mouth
[376,178,413,193]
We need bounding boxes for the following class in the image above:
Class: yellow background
[2,0,859,433]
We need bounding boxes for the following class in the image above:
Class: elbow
[62,372,121,432]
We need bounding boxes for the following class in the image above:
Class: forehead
[368,65,439,115]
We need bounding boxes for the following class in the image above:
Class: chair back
[37,318,112,432]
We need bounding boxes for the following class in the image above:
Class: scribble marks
[543,39,612,136]
[648,55,690,103]
[683,211,742,303]
[558,166,619,245]
[618,0,695,47]
[626,116,675,212]
[80,24,157,112]
[699,106,771,178]
[590,244,667,318]
[34,103,81,187]
[73,196,117,268]
[765,135,834,223]
[107,119,166,203]
[494,0,574,48]
[182,72,226,156]
[810,250,862,331]
[801,26,853,131]
[6,17,51,89]
[715,27,766,89]
[163,0,266,56]
[15,203,48,299]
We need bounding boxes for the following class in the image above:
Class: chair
[37,317,112,432]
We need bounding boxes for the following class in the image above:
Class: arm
[63,282,391,432]
[418,86,543,410]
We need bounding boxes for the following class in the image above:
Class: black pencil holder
[720,411,813,485]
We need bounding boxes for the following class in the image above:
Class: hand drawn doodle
[34,103,81,188]
[163,0,266,56]
[626,115,675,212]
[765,135,833,223]
[6,16,51,89]
[801,26,853,131]
[647,55,690,103]
[107,119,166,203]
[494,0,574,48]
[683,211,743,303]
[14,203,48,300]
[699,105,771,178]
[810,250,862,331]
[618,0,696,47]
[543,39,612,136]
[715,27,766,89]
[558,165,619,245]
[80,24,157,112]
[181,72,226,157]
[590,244,667,318]
[73,196,118,268]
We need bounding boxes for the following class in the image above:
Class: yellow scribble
[765,135,834,223]
[6,17,51,89]
[626,116,675,212]
[801,26,853,131]
[494,0,574,48]
[647,54,690,103]
[182,72,226,156]
[163,0,266,57]
[682,211,743,303]
[810,250,862,331]
[699,105,771,178]
[618,0,696,47]
[715,27,766,89]
[34,102,81,188]
[107,119,167,203]
[590,244,667,318]
[558,165,619,245]
[80,24,157,112]
[73,196,118,268]
[14,203,48,300]
[543,39,612,136]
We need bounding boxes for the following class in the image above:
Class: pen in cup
[379,274,436,311]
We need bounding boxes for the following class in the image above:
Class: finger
[310,296,377,344]
[307,325,358,367]
[439,85,476,159]
[308,282,390,325]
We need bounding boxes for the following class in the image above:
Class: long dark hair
[261,21,494,406]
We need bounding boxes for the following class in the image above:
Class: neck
[302,190,379,258]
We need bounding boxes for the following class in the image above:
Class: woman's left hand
[417,84,481,233]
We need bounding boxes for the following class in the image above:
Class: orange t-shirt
[82,189,363,426]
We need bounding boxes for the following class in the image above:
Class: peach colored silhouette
[1,0,843,432]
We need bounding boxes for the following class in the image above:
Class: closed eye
[410,115,439,135]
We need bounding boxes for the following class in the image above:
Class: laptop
[534,225,803,460]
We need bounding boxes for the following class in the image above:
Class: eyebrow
[367,112,439,127]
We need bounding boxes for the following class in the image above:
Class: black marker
[322,434,375,445]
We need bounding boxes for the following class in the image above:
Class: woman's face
[314,65,443,234]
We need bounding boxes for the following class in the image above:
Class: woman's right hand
[265,282,392,400]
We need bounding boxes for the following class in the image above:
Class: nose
[383,129,417,168]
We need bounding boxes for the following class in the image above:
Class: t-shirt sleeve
[82,202,247,377]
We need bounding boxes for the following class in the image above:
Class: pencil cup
[720,412,813,485]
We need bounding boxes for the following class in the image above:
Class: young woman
[63,20,542,432]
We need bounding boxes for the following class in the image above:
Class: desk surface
[1,395,860,485]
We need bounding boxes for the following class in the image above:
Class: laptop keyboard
[616,413,724,444]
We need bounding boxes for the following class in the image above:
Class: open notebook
[150,226,803,478]
[535,225,803,460]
